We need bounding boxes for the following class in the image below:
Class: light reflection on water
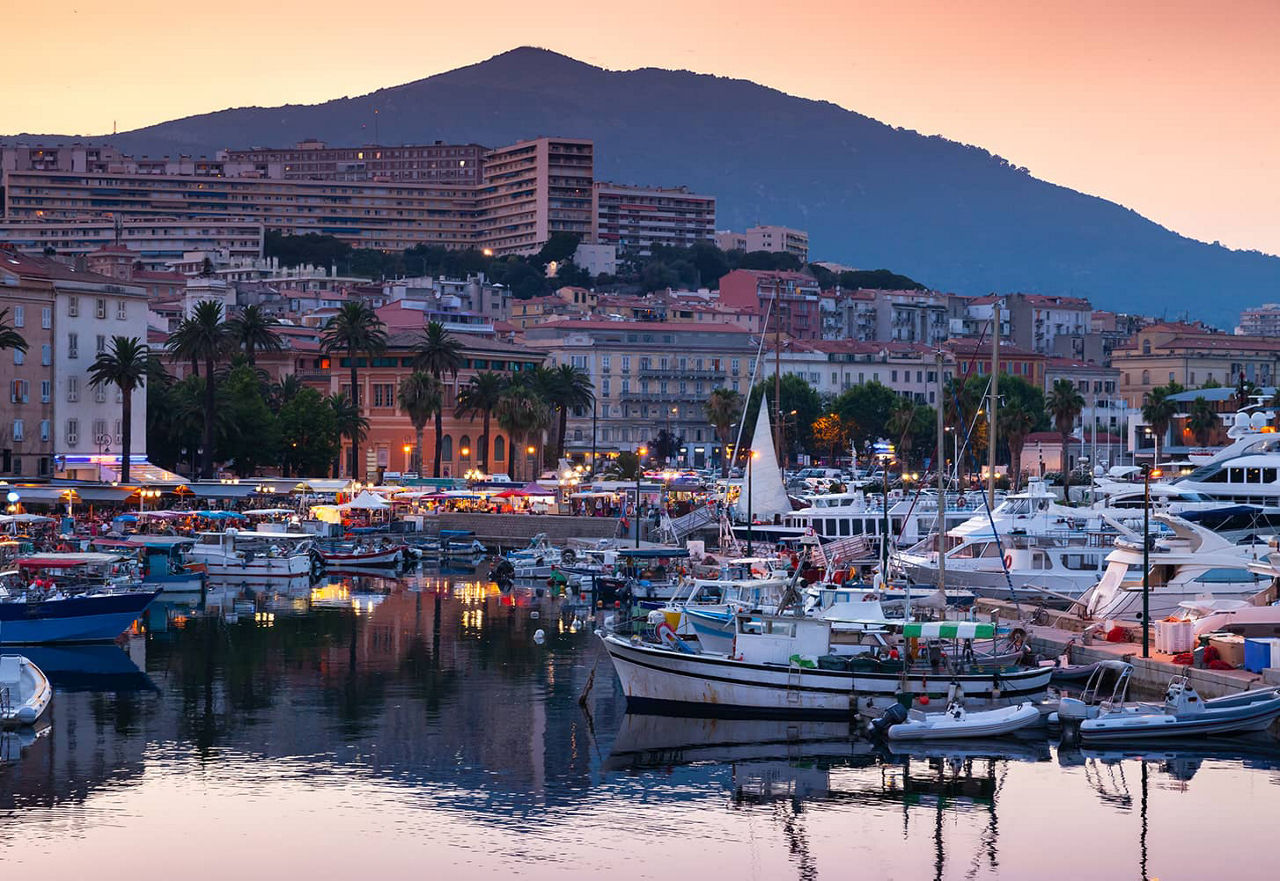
[1,569,1278,880]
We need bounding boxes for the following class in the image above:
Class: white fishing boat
[315,539,406,568]
[189,529,315,581]
[1079,514,1270,621]
[598,614,1052,718]
[670,561,789,652]
[881,700,1041,741]
[0,655,53,727]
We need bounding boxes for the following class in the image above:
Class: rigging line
[721,294,778,513]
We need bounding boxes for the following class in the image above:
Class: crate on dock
[1243,638,1280,674]
[1209,634,1247,668]
[1155,620,1195,654]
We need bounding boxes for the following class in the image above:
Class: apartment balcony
[637,367,728,379]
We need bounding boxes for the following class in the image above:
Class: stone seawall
[423,512,630,548]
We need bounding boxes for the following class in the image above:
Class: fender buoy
[862,593,876,602]
[1003,553,1013,569]
[655,620,679,648]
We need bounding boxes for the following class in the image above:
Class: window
[493,435,505,461]
[441,435,453,461]
[602,377,611,396]
[10,380,29,402]
[12,306,23,327]
[93,419,108,439]
[96,334,107,354]
[41,344,51,366]
[117,301,127,320]
[621,355,631,372]
[621,378,630,394]
[41,307,51,329]
[67,296,79,317]
[12,420,23,442]
[67,376,78,402]
[40,380,50,403]
[39,420,49,442]
[95,383,107,403]
[1141,370,1150,385]
[96,298,107,319]
[12,348,22,365]
[731,358,740,374]
[601,355,611,371]
[68,333,78,359]
[66,418,79,445]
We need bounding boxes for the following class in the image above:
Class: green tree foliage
[414,322,464,478]
[321,301,387,479]
[0,308,29,354]
[456,371,509,472]
[742,374,825,463]
[1187,396,1218,446]
[705,387,745,476]
[648,428,683,463]
[86,336,149,483]
[217,365,281,476]
[279,388,340,477]
[227,305,284,366]
[166,300,231,478]
[833,381,898,450]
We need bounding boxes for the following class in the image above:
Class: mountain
[8,47,1278,325]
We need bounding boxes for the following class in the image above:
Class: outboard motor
[867,702,909,737]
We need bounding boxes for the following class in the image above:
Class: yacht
[189,529,315,581]
[783,488,996,548]
[1079,514,1270,621]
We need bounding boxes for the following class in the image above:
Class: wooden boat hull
[599,632,1052,719]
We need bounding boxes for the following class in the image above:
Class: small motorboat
[0,655,53,727]
[1078,675,1280,743]
[878,699,1042,741]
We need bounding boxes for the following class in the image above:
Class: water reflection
[0,570,1277,880]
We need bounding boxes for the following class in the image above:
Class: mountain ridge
[5,46,1277,325]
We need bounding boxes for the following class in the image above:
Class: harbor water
[3,570,1278,880]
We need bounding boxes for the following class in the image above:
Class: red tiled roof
[530,318,752,333]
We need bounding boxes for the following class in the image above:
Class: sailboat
[730,405,802,545]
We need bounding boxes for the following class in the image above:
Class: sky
[7,0,1280,255]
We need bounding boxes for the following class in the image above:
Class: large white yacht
[1171,413,1280,507]
[783,488,996,549]
[1079,514,1270,621]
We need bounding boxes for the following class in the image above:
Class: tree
[810,413,852,463]
[495,383,551,480]
[742,374,825,464]
[269,374,304,412]
[279,388,340,477]
[705,387,745,476]
[456,372,508,472]
[0,308,29,355]
[1047,378,1085,499]
[166,300,231,478]
[546,364,595,463]
[328,393,369,478]
[605,450,642,480]
[886,398,921,466]
[398,371,442,476]
[833,381,898,452]
[217,364,281,476]
[1187,396,1218,446]
[87,336,149,484]
[321,301,387,479]
[648,428,683,463]
[999,403,1037,490]
[227,305,284,367]
[413,321,464,478]
[1141,383,1180,467]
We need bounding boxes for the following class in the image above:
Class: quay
[978,599,1280,699]
[423,511,628,549]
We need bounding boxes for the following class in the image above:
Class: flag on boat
[901,622,995,639]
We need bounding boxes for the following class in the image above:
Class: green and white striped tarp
[902,622,995,639]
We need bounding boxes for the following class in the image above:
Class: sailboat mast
[989,300,1000,509]
[936,350,946,591]
[774,292,783,467]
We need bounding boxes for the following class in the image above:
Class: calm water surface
[2,570,1278,880]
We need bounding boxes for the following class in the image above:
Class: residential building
[715,225,809,261]
[1052,310,1146,365]
[325,332,545,480]
[1043,357,1124,435]
[0,251,56,478]
[718,270,823,339]
[220,139,487,185]
[592,182,715,254]
[478,138,594,255]
[0,215,264,269]
[958,293,1091,355]
[520,319,757,467]
[946,340,1046,389]
[830,288,953,345]
[1112,322,1280,407]
[1238,304,1280,337]
[769,339,956,404]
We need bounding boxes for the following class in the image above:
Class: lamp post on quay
[1140,462,1162,658]
[635,446,648,548]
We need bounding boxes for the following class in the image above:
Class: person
[547,564,568,598]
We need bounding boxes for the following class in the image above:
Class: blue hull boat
[0,591,161,644]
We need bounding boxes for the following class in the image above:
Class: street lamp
[403,443,413,473]
[635,445,648,548]
[1140,463,1162,658]
[137,487,161,513]
[526,444,536,482]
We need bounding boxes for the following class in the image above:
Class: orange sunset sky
[6,0,1279,255]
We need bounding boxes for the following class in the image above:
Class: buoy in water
[917,695,931,706]
[533,629,546,644]
[530,610,540,620]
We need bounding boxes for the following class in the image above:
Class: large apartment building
[1113,322,1280,407]
[592,182,716,255]
[0,215,264,269]
[1,138,598,257]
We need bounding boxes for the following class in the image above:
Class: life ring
[862,593,876,602]
[655,620,679,648]
[1003,553,1013,569]
[1008,627,1027,651]
[561,548,577,565]
[956,498,967,508]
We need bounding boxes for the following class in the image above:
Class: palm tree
[546,364,595,463]
[269,374,304,412]
[398,371,442,476]
[1047,378,1085,501]
[495,384,551,480]
[413,322,464,477]
[321,301,387,479]
[886,397,918,465]
[328,393,370,479]
[999,403,1037,490]
[0,308,29,355]
[705,387,745,477]
[227,305,284,367]
[456,371,509,472]
[87,337,149,484]
[166,300,231,478]
[166,316,202,377]
[1141,384,1179,468]
[1186,396,1218,446]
